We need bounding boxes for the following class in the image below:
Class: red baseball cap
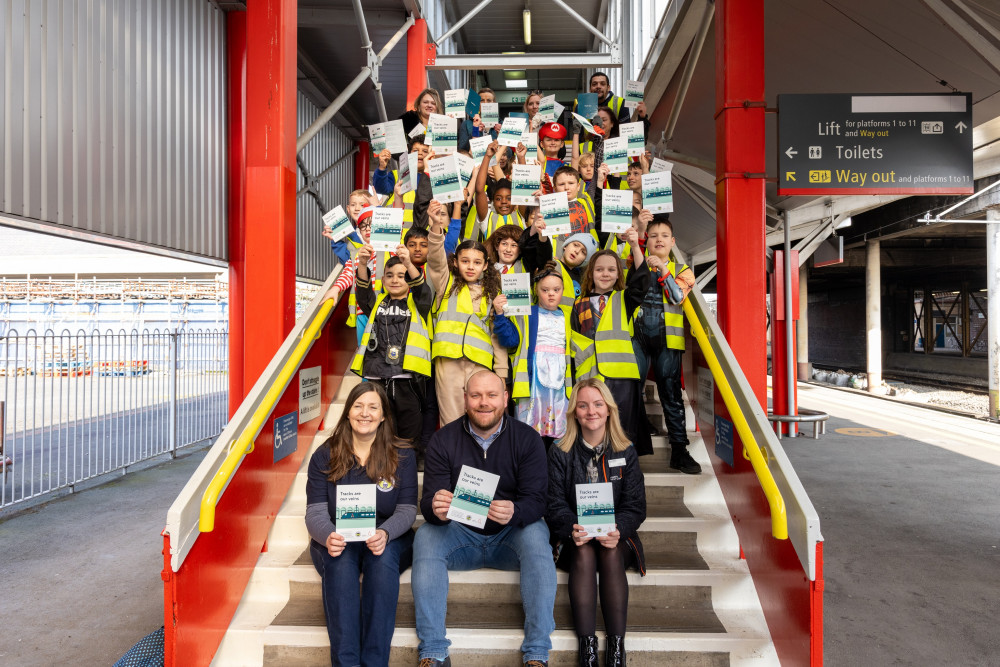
[538,122,567,140]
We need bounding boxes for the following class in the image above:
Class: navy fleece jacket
[420,415,548,535]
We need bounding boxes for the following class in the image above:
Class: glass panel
[930,290,963,355]
[913,289,925,352]
[969,290,987,356]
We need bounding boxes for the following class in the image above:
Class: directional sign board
[778,93,972,196]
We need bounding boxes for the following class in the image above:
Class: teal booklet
[625,79,645,109]
[445,89,467,119]
[600,190,634,234]
[502,272,532,315]
[498,116,528,147]
[602,137,629,174]
[427,113,458,154]
[576,93,598,120]
[337,484,377,541]
[470,135,492,161]
[465,87,482,117]
[576,482,615,537]
[619,121,645,158]
[448,465,500,529]
[480,102,500,127]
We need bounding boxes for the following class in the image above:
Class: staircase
[212,376,779,666]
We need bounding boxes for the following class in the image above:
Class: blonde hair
[578,152,596,169]
[349,189,370,201]
[413,88,443,120]
[557,378,632,453]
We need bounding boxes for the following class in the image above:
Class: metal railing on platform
[0,328,228,509]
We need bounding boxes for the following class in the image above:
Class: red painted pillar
[355,140,370,190]
[226,11,247,418]
[244,0,297,392]
[406,19,429,109]
[715,0,767,407]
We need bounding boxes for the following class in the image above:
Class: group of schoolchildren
[314,74,700,667]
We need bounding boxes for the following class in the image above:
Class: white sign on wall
[299,366,322,423]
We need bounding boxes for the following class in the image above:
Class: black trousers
[634,343,689,448]
[368,377,425,449]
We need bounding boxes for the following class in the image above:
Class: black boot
[578,635,598,667]
[605,635,625,667]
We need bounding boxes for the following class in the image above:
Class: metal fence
[1,328,228,509]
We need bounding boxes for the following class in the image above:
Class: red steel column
[406,19,429,109]
[244,0,297,391]
[355,140,370,190]
[715,0,767,407]
[226,11,247,418]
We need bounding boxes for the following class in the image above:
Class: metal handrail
[682,297,789,540]
[198,297,337,532]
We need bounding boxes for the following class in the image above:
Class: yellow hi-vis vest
[603,234,631,261]
[347,251,385,328]
[462,205,480,241]
[577,191,596,224]
[659,260,687,351]
[574,291,640,381]
[482,209,524,240]
[431,278,494,368]
[384,170,417,226]
[509,311,575,400]
[350,292,433,377]
[555,259,578,312]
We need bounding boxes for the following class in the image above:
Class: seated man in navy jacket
[412,370,556,667]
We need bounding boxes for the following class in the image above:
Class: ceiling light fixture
[507,79,529,89]
[523,9,532,46]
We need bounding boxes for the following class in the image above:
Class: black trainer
[669,447,702,474]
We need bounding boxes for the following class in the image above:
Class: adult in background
[411,370,556,667]
[546,378,647,667]
[400,88,444,135]
[305,382,418,667]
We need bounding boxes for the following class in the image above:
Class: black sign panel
[777,93,973,196]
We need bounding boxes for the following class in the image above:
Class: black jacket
[420,416,548,535]
[546,437,647,574]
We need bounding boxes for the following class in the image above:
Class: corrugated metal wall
[296,91,356,283]
[0,0,227,261]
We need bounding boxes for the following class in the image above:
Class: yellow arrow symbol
[786,171,796,182]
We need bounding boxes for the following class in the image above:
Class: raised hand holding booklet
[642,170,674,214]
[336,484,377,541]
[600,190,634,234]
[368,122,387,153]
[479,102,500,127]
[602,137,630,174]
[576,482,615,537]
[511,164,541,205]
[624,79,645,108]
[619,121,646,158]
[520,129,539,165]
[470,135,492,161]
[447,465,500,529]
[498,116,528,147]
[501,272,532,315]
[539,191,572,236]
[322,205,355,242]
[427,113,458,154]
[445,89,468,119]
[370,208,404,251]
[427,154,465,204]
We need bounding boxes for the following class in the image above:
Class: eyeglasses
[357,223,372,232]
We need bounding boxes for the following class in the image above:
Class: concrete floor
[0,444,210,667]
[1,386,998,666]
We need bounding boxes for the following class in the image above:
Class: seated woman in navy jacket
[305,382,417,667]
[546,378,647,667]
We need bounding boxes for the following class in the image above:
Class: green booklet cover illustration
[499,116,528,147]
[625,79,645,108]
[445,89,467,119]
[427,113,458,154]
[539,191,571,236]
[511,164,541,205]
[602,137,629,174]
[576,482,615,537]
[322,205,355,242]
[600,190,634,234]
[641,171,674,214]
[370,208,404,252]
[619,121,645,158]
[336,484,377,541]
[428,154,464,204]
[447,465,500,529]
[502,272,532,315]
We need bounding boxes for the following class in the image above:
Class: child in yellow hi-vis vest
[570,237,654,456]
[351,244,433,447]
[426,204,507,426]
[633,217,700,474]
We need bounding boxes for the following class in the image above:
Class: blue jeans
[411,519,557,662]
[310,531,414,667]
